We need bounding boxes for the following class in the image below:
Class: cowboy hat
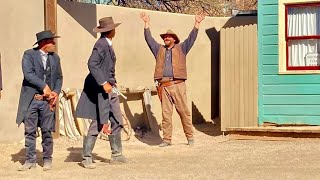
[33,30,60,46]
[160,30,180,44]
[93,17,121,33]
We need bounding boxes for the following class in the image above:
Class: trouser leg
[171,82,193,139]
[108,92,126,163]
[24,100,40,163]
[161,87,174,143]
[38,101,54,162]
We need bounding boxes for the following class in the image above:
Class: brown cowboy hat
[160,30,180,44]
[93,17,121,33]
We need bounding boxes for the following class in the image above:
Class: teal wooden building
[258,0,320,125]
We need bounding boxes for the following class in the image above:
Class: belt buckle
[160,77,173,83]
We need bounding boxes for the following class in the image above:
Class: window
[279,1,320,74]
[286,3,320,70]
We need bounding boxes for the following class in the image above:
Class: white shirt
[39,49,48,70]
[106,38,112,46]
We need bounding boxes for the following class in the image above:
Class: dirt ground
[1,123,320,180]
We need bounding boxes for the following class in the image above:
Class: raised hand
[195,12,206,23]
[140,12,150,23]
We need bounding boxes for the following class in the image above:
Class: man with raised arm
[140,12,205,147]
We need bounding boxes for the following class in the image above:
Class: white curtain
[288,6,320,67]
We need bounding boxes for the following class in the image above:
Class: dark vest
[45,58,52,89]
[154,45,187,80]
[37,58,52,94]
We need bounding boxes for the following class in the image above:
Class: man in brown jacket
[140,12,205,147]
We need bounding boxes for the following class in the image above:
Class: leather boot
[81,136,97,169]
[17,162,37,171]
[108,133,127,164]
[43,160,52,171]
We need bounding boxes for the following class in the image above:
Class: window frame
[279,0,320,74]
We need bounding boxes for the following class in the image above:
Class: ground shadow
[194,120,222,136]
[58,0,97,38]
[65,147,109,164]
[189,27,221,136]
[135,131,163,146]
[11,148,43,165]
[121,94,145,130]
[121,95,162,146]
[192,102,222,136]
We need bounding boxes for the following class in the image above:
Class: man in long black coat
[16,30,63,171]
[76,17,126,169]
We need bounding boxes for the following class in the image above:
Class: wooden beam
[45,0,60,138]
[44,0,57,34]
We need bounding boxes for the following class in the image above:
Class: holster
[156,80,184,103]
[34,94,56,111]
[156,86,163,102]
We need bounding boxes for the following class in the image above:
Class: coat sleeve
[87,44,108,85]
[53,55,63,93]
[22,51,46,90]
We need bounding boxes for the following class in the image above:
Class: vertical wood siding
[221,24,258,131]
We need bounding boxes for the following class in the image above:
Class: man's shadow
[11,148,43,166]
[64,147,110,165]
[121,95,162,146]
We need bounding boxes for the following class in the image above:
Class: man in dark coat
[76,17,126,169]
[16,30,63,171]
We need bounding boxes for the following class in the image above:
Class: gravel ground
[1,126,320,180]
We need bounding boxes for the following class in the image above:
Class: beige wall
[0,0,44,142]
[0,0,255,142]
[57,0,227,132]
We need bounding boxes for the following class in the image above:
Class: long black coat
[76,38,117,124]
[16,48,63,125]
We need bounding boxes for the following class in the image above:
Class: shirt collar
[106,38,112,46]
[165,44,175,50]
[39,49,48,56]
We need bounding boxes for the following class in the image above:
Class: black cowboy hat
[33,30,60,46]
[93,17,121,33]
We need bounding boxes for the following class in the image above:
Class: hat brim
[93,23,121,33]
[33,36,60,46]
[160,33,180,44]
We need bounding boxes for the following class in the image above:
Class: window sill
[279,70,320,74]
